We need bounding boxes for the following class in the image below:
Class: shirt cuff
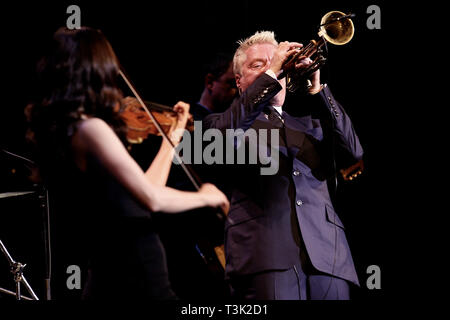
[265,69,277,80]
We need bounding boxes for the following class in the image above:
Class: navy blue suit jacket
[203,73,363,286]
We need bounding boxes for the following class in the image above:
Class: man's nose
[263,57,273,73]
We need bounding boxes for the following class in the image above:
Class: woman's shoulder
[77,116,109,132]
[75,117,116,142]
[72,117,116,164]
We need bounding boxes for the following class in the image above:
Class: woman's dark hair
[27,26,126,179]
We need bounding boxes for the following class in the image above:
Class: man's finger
[288,42,303,49]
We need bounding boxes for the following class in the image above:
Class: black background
[0,0,405,305]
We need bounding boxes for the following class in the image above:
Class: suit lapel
[283,113,323,159]
[253,112,286,144]
[249,110,324,160]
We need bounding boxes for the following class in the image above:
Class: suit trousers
[229,263,350,300]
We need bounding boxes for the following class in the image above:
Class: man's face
[210,63,237,112]
[235,43,286,105]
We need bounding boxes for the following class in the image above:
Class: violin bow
[119,69,201,190]
[119,69,226,220]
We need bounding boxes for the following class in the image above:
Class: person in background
[158,53,237,300]
[191,53,237,120]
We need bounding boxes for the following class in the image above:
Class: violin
[120,96,194,144]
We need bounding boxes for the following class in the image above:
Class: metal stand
[38,185,51,300]
[0,239,39,300]
[1,149,51,300]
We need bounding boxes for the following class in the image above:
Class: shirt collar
[272,105,283,115]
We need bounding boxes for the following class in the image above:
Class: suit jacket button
[293,170,300,176]
[296,200,303,206]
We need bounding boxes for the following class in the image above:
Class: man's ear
[235,74,241,94]
[205,73,215,90]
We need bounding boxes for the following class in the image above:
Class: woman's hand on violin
[199,183,230,216]
[169,101,191,144]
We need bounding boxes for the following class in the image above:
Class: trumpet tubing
[285,10,355,92]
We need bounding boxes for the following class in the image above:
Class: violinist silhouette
[25,26,228,300]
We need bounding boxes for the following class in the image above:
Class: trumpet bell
[319,11,354,45]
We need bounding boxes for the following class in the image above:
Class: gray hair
[233,31,278,75]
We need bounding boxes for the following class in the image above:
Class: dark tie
[264,106,286,146]
[267,106,284,128]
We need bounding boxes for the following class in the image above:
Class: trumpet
[281,11,355,92]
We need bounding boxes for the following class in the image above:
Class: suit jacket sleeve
[203,73,282,131]
[316,84,363,162]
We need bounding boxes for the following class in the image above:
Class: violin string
[118,69,201,191]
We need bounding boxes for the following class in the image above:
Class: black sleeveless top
[48,153,176,300]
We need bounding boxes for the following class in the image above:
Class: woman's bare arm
[144,101,190,186]
[72,117,228,213]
